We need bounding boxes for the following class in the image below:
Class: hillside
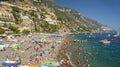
[0,0,114,34]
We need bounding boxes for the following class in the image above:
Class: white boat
[113,32,120,37]
[100,39,111,44]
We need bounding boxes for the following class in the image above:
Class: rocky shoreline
[57,34,86,67]
[57,34,76,67]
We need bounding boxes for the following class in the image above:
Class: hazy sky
[55,0,120,31]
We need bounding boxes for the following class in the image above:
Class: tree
[30,11,39,31]
[11,7,22,24]
[15,29,20,34]
[8,25,19,34]
[22,29,30,34]
[9,25,17,31]
[0,28,5,34]
[40,21,59,33]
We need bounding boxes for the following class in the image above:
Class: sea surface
[69,33,120,67]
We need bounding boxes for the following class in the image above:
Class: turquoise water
[69,33,120,67]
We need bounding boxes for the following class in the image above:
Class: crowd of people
[0,33,72,67]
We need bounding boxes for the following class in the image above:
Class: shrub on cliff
[0,28,5,34]
[8,25,20,34]
[22,29,30,34]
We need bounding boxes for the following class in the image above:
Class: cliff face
[0,0,114,33]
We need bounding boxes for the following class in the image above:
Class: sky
[55,0,120,31]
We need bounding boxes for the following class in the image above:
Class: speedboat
[100,39,111,44]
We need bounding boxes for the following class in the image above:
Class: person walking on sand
[16,55,21,64]
[5,55,9,61]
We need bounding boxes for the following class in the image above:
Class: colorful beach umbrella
[43,62,52,65]
[30,65,38,67]
[11,45,20,49]
[42,62,60,66]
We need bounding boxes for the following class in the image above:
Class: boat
[113,32,120,37]
[111,37,118,40]
[100,39,111,44]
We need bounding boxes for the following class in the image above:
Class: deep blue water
[70,33,120,67]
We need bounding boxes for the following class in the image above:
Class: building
[33,0,41,2]
[45,15,57,25]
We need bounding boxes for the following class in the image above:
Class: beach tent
[2,63,17,67]
[18,65,30,67]
[10,45,20,49]
[43,62,52,65]
[30,64,38,67]
[41,65,48,67]
[41,62,60,67]
[2,61,17,67]
[19,64,38,67]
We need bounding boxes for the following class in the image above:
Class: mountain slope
[0,0,114,34]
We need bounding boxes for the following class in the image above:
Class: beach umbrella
[41,65,48,67]
[11,45,20,49]
[2,62,17,67]
[30,64,38,67]
[43,61,52,65]
[19,65,30,67]
[42,62,60,67]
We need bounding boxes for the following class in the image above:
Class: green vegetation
[11,7,23,24]
[22,29,30,34]
[29,10,39,31]
[0,0,113,34]
[8,25,20,34]
[8,0,15,3]
[12,7,21,13]
[41,21,59,33]
[0,28,5,34]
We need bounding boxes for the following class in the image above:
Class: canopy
[43,62,52,65]
[19,65,30,67]
[2,62,17,67]
[41,65,48,67]
[30,65,38,67]
[11,45,20,49]
[42,62,59,67]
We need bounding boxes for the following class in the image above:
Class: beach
[0,33,71,67]
[57,34,76,67]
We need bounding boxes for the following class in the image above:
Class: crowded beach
[0,33,72,67]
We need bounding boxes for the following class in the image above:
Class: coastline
[0,33,77,67]
[57,33,86,67]
[57,34,77,67]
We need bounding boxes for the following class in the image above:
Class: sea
[68,33,120,67]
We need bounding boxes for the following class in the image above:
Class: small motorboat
[111,37,118,40]
[100,39,111,44]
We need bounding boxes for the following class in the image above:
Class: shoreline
[65,53,76,67]
[57,33,86,67]
[57,34,77,67]
[0,33,77,67]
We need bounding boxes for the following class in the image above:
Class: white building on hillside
[45,15,57,25]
